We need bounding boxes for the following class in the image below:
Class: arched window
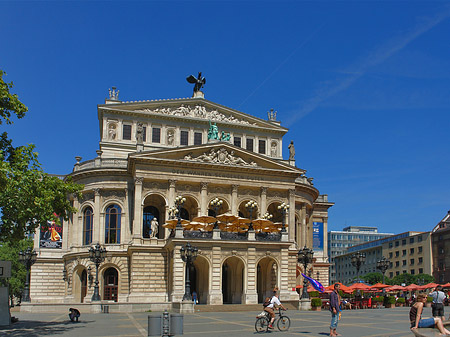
[105,204,121,244]
[103,267,118,302]
[83,207,93,245]
[143,206,159,238]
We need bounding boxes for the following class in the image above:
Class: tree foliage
[360,271,435,286]
[0,239,33,301]
[0,69,83,242]
[0,70,27,124]
[361,272,383,285]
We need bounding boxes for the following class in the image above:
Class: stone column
[244,247,258,304]
[300,204,306,248]
[231,185,239,215]
[94,189,101,243]
[260,187,267,214]
[288,189,296,241]
[209,246,223,304]
[200,182,208,215]
[72,194,80,246]
[133,177,144,239]
[168,179,176,208]
[122,188,131,242]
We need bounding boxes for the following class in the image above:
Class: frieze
[239,188,259,197]
[267,190,287,199]
[143,181,167,191]
[101,190,126,200]
[176,184,200,193]
[136,105,257,126]
[79,192,94,203]
[183,148,258,167]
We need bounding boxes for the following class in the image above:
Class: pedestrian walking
[429,286,446,321]
[329,283,341,337]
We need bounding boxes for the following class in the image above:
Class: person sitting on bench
[410,294,450,334]
[69,308,80,322]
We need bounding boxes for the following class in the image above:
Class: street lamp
[210,198,223,229]
[297,246,314,299]
[245,200,258,231]
[89,243,106,301]
[277,203,290,233]
[180,242,198,301]
[174,195,186,228]
[351,252,366,283]
[376,256,390,284]
[262,212,273,220]
[18,247,37,302]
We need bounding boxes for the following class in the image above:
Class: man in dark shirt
[329,283,341,337]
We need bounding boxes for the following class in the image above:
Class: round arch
[237,199,259,219]
[207,198,230,217]
[143,194,167,239]
[222,256,246,304]
[267,201,284,223]
[177,195,199,220]
[72,264,89,303]
[191,255,210,304]
[256,257,278,303]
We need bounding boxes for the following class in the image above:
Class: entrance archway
[142,194,166,239]
[80,269,87,303]
[222,257,245,304]
[257,257,278,303]
[103,267,118,302]
[192,256,209,304]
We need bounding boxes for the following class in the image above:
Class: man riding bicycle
[264,287,287,329]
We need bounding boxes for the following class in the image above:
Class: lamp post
[262,212,273,220]
[89,243,106,301]
[210,198,223,229]
[18,247,37,302]
[174,195,186,228]
[180,242,198,301]
[351,252,366,283]
[297,246,314,299]
[277,203,289,233]
[376,256,390,284]
[245,200,258,231]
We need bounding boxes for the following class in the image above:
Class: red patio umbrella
[418,282,439,290]
[370,282,390,289]
[384,285,405,292]
[441,282,450,288]
[348,283,371,291]
[403,284,420,291]
[325,283,353,293]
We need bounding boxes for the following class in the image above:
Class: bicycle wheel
[277,315,291,331]
[255,317,269,333]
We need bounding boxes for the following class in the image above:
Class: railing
[256,232,282,242]
[74,158,128,172]
[183,231,213,239]
[220,232,248,241]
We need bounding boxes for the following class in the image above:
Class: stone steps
[194,303,298,312]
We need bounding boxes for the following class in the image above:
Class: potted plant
[426,296,433,308]
[311,298,322,311]
[396,297,406,307]
[385,296,396,308]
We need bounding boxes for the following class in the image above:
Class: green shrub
[373,296,384,302]
[309,291,319,297]
[386,296,396,304]
[427,296,433,303]
[311,298,322,307]
[397,297,406,304]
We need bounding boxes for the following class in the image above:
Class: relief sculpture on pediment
[136,105,256,125]
[183,148,258,167]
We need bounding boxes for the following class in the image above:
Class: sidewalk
[2,306,416,337]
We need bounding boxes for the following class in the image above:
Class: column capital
[289,188,296,197]
[201,182,208,190]
[134,177,144,185]
[232,184,239,193]
[260,187,268,194]
[169,179,177,188]
[94,188,101,196]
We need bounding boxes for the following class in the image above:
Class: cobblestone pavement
[1,307,420,337]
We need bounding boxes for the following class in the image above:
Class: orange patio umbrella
[418,282,439,290]
[384,285,405,292]
[348,282,371,291]
[163,219,190,229]
[216,213,239,224]
[325,282,353,293]
[403,284,420,291]
[441,282,450,288]
[370,283,390,290]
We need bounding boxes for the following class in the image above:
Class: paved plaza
[0,306,423,337]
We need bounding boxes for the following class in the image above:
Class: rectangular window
[402,260,407,266]
[410,248,414,254]
[418,235,423,242]
[396,271,400,276]
[418,257,423,264]
[180,130,189,146]
[389,242,393,248]
[194,132,202,145]
[143,127,147,142]
[395,261,400,267]
[258,139,266,154]
[123,124,132,140]
[410,259,414,265]
[395,251,399,257]
[418,246,423,253]
[402,250,406,256]
[402,239,406,245]
[246,138,254,151]
[419,268,423,274]
[410,237,414,244]
[152,127,161,143]
[395,241,399,247]
[389,272,393,278]
[234,136,241,147]
[411,269,415,275]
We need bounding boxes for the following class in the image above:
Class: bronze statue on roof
[186,72,206,94]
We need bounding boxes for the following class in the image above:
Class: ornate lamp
[18,247,37,302]
[351,252,366,282]
[180,242,198,301]
[89,243,107,301]
[210,198,223,229]
[174,196,186,228]
[297,246,314,299]
[376,256,390,284]
[88,266,93,288]
[245,200,258,231]
[262,212,273,220]
[277,203,290,232]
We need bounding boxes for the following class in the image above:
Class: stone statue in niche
[271,142,277,157]
[136,122,144,143]
[167,130,174,145]
[150,218,159,238]
[288,140,295,160]
[108,123,117,140]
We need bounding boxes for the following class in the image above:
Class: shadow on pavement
[0,319,95,337]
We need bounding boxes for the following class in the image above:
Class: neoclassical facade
[29,89,333,308]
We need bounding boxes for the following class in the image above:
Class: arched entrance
[222,257,245,304]
[192,256,209,304]
[142,194,166,239]
[103,267,118,302]
[267,202,283,223]
[80,269,87,303]
[238,199,259,219]
[257,257,278,303]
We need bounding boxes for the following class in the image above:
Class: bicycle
[255,308,290,333]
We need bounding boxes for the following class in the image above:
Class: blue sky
[1,1,449,234]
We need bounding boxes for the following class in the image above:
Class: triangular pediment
[129,142,303,174]
[99,97,287,132]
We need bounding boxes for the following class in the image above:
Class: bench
[411,321,450,337]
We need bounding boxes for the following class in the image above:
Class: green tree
[0,239,33,304]
[412,273,435,285]
[0,69,83,242]
[361,272,384,285]
[391,273,415,285]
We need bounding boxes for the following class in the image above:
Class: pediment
[129,142,303,174]
[100,98,287,131]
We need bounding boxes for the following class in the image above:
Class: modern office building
[28,82,334,310]
[328,226,393,283]
[431,211,450,283]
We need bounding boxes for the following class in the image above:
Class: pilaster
[208,246,223,304]
[94,188,101,243]
[231,185,239,215]
[200,182,208,215]
[260,187,267,214]
[133,177,143,239]
[288,189,296,241]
